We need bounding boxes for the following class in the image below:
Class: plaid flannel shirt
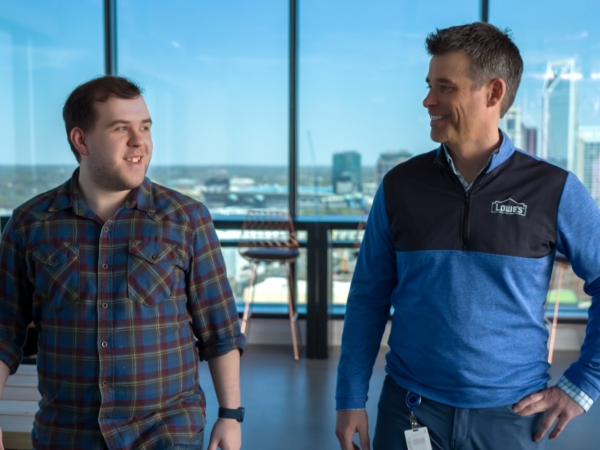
[0,169,245,449]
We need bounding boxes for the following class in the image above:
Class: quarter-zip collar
[434,128,516,180]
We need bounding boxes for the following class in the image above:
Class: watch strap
[218,407,245,422]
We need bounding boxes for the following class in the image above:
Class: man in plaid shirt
[0,76,245,449]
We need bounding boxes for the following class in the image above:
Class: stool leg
[241,262,258,335]
[548,264,565,364]
[284,262,300,361]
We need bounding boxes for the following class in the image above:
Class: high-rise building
[541,59,581,179]
[332,151,361,194]
[579,126,600,205]
[375,151,412,186]
[522,126,537,155]
[499,107,523,149]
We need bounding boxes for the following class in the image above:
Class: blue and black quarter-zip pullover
[336,132,600,411]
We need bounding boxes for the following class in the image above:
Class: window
[492,1,600,317]
[0,0,103,214]
[117,0,289,215]
[297,0,479,216]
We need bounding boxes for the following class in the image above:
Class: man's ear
[69,127,89,158]
[487,78,506,109]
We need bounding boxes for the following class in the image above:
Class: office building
[375,150,412,185]
[522,126,538,155]
[579,126,600,205]
[541,59,582,179]
[332,150,361,194]
[499,107,523,149]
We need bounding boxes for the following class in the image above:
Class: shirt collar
[486,129,516,173]
[48,168,156,214]
[438,129,515,191]
[442,145,493,192]
[123,176,155,212]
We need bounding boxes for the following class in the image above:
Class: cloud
[171,41,181,48]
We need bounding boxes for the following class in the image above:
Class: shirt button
[103,226,109,232]
[151,255,158,261]
[101,381,108,386]
[102,263,108,269]
[102,303,108,309]
[101,341,108,348]
[101,416,106,421]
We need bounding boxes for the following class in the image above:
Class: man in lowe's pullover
[335,23,600,450]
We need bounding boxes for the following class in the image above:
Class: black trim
[481,0,489,22]
[384,150,568,258]
[289,0,297,217]
[104,0,117,75]
[305,222,332,359]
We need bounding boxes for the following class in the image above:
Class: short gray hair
[425,22,523,117]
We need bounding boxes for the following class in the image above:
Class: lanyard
[406,391,422,431]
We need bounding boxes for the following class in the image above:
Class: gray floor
[198,346,600,450]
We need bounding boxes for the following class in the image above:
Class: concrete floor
[198,346,599,450]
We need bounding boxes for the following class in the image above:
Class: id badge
[404,427,433,450]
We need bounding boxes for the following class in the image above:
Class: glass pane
[117,0,289,216]
[298,0,479,216]
[491,0,599,316]
[0,0,103,214]
[223,247,307,310]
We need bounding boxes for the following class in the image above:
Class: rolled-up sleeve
[186,204,245,361]
[0,218,33,374]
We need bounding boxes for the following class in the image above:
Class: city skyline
[1,1,600,168]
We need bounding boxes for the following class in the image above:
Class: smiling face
[79,96,152,192]
[423,51,494,150]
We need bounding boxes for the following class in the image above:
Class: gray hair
[426,22,523,117]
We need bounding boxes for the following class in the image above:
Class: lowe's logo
[491,198,527,216]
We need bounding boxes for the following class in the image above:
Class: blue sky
[0,0,599,167]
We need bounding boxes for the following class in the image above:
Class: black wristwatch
[218,407,245,422]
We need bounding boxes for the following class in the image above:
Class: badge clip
[406,391,422,431]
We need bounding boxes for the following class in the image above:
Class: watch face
[239,407,245,422]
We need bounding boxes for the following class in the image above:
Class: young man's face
[423,51,492,149]
[81,96,153,192]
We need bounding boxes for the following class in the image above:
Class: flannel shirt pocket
[31,242,80,310]
[128,240,178,306]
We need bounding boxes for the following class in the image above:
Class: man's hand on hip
[207,418,241,450]
[335,409,370,450]
[512,386,584,442]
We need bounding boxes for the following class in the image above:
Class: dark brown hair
[425,22,523,117]
[62,76,142,162]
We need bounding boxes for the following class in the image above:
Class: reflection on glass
[492,1,600,315]
[492,1,600,203]
[0,0,103,214]
[117,0,289,216]
[298,0,478,216]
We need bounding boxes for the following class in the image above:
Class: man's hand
[0,426,4,450]
[207,418,241,450]
[512,386,584,442]
[335,410,370,450]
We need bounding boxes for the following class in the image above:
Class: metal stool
[239,210,302,360]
